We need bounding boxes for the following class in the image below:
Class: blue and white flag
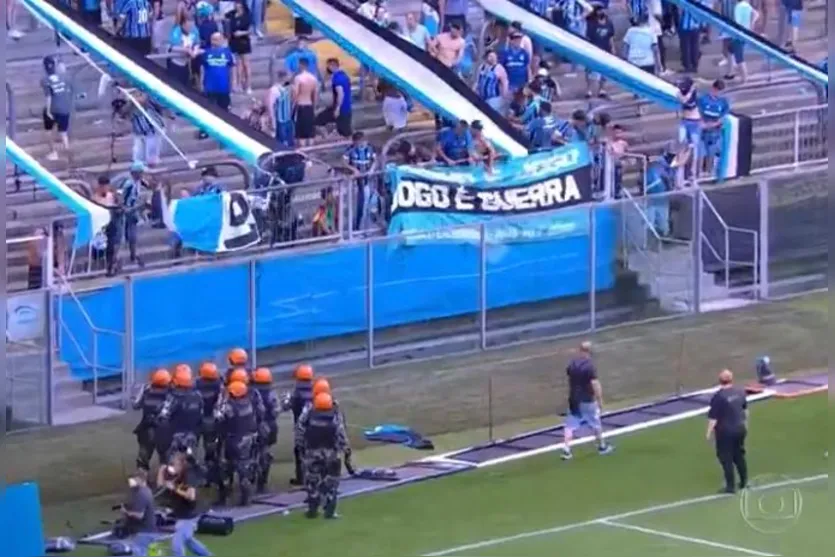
[161,190,261,253]
[388,143,594,243]
[6,139,111,248]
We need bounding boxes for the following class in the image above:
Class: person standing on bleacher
[115,0,153,56]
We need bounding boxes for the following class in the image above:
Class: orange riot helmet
[227,348,248,367]
[312,378,331,397]
[150,368,171,387]
[228,367,249,385]
[295,363,314,381]
[252,367,272,385]
[313,392,334,411]
[199,362,219,381]
[172,364,194,388]
[228,380,248,398]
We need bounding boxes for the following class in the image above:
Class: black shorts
[230,39,252,56]
[207,92,231,111]
[80,9,103,26]
[315,108,352,137]
[43,109,70,133]
[122,36,152,56]
[294,105,316,139]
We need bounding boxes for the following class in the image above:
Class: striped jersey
[526,0,552,17]
[131,101,162,136]
[476,64,502,100]
[627,0,648,20]
[272,85,293,123]
[121,178,142,209]
[344,144,376,173]
[118,0,151,39]
[718,0,735,18]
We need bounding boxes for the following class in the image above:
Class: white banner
[6,292,46,343]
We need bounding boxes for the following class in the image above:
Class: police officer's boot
[213,480,228,507]
[305,496,320,519]
[323,499,339,520]
[239,478,253,507]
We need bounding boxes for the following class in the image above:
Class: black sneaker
[719,486,736,494]
[289,478,303,486]
[305,509,319,519]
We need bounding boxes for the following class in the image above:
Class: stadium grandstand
[2,2,828,555]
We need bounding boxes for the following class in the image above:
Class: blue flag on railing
[160,190,261,253]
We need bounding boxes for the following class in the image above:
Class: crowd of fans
[11,0,826,278]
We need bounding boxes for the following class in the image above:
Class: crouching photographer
[116,469,158,556]
[157,452,213,557]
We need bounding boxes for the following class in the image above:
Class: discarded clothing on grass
[363,424,435,450]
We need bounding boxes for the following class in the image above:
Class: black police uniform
[253,384,280,492]
[161,388,204,461]
[708,385,749,492]
[132,385,170,470]
[219,396,259,506]
[289,381,314,484]
[301,408,346,518]
[196,378,223,484]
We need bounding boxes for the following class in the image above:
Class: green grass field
[69,393,828,557]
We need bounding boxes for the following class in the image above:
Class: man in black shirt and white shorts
[561,341,614,460]
[706,369,749,493]
[158,453,213,556]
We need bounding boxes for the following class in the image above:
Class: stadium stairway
[6,1,826,292]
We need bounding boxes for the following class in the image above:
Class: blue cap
[130,161,146,173]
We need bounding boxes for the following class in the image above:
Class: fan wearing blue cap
[41,56,74,162]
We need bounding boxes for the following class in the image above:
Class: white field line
[599,519,779,557]
[424,474,827,556]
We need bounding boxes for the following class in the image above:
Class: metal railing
[55,275,126,406]
[749,104,828,172]
[699,189,759,294]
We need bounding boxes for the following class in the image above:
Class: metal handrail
[698,189,758,290]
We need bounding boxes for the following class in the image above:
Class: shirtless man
[430,22,465,73]
[292,58,319,147]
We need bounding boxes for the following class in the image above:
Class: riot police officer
[296,393,350,519]
[251,367,280,493]
[196,362,223,490]
[132,368,172,471]
[215,380,260,506]
[158,364,204,461]
[225,348,249,381]
[285,363,314,485]
[309,377,354,475]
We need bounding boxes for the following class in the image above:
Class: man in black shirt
[707,369,749,493]
[158,453,213,556]
[561,341,614,460]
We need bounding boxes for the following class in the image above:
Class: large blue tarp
[59,208,616,377]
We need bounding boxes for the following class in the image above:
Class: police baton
[344,452,357,476]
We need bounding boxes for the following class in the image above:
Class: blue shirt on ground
[200,46,234,94]
[331,70,352,114]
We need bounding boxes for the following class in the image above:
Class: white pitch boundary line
[423,474,827,556]
[599,519,779,557]
[423,383,730,463]
[458,391,773,470]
